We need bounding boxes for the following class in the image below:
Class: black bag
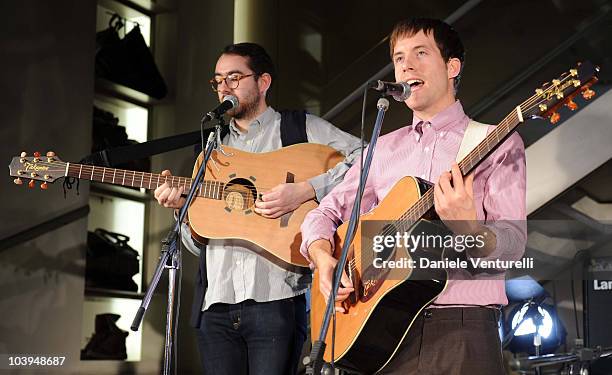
[92,106,151,172]
[92,106,128,150]
[95,15,167,99]
[86,228,139,292]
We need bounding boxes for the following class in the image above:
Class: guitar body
[310,176,448,374]
[188,143,343,267]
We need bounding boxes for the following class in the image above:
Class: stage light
[505,302,566,355]
[511,303,554,338]
[503,277,566,355]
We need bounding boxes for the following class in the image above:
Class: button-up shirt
[300,101,527,306]
[200,107,361,310]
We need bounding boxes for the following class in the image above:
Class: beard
[228,90,261,120]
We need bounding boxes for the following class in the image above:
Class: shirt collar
[228,106,276,136]
[411,100,466,131]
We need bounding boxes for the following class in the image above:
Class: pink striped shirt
[300,101,527,306]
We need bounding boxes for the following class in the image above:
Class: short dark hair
[390,18,465,91]
[222,42,276,84]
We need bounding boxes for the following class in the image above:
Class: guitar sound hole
[223,178,257,212]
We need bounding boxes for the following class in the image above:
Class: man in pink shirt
[301,18,527,374]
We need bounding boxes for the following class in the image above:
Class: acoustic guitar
[9,143,343,267]
[310,62,599,374]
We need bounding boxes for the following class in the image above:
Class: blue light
[510,303,553,338]
[505,302,566,355]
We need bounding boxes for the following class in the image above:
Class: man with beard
[154,43,361,374]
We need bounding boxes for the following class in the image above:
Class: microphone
[368,80,411,101]
[201,95,239,123]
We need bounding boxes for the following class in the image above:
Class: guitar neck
[65,163,225,200]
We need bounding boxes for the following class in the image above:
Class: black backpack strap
[280,110,308,146]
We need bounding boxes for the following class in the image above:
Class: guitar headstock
[8,151,66,189]
[524,61,599,124]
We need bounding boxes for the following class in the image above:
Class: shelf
[82,0,161,364]
[95,78,158,108]
[110,0,177,15]
[95,79,174,108]
[86,287,146,299]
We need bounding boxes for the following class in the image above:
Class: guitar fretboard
[66,163,225,200]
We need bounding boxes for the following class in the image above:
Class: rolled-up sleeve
[304,114,363,201]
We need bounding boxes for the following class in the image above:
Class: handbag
[95,14,167,99]
[86,228,140,292]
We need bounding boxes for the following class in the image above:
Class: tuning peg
[20,151,27,157]
[566,100,578,111]
[28,180,35,188]
[33,152,41,158]
[582,88,596,100]
[13,178,23,185]
[46,151,55,157]
[550,112,561,124]
[41,182,48,190]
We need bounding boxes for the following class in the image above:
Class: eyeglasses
[209,73,257,92]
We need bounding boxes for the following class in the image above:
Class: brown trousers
[377,307,505,375]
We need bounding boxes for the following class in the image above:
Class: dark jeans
[378,307,505,375]
[196,294,307,375]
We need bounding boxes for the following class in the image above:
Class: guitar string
[16,162,288,193]
[18,108,541,197]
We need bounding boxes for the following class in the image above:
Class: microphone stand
[531,304,544,375]
[130,116,226,375]
[307,98,390,375]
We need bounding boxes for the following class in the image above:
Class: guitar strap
[456,119,489,163]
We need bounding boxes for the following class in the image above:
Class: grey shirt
[184,107,361,310]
